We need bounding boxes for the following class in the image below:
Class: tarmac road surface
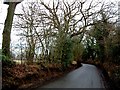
[36,64,105,88]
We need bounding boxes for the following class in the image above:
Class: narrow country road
[36,64,105,88]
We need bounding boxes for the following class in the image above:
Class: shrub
[72,36,84,62]
[0,55,15,67]
[61,36,73,68]
[53,31,73,70]
[110,45,120,64]
[110,66,120,88]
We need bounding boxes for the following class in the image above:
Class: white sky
[0,0,119,49]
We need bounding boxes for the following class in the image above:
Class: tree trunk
[2,3,17,58]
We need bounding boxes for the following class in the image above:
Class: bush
[53,31,73,69]
[61,37,73,68]
[110,45,120,64]
[110,66,120,88]
[0,55,15,67]
[72,36,84,62]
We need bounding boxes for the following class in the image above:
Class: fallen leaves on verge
[2,63,76,90]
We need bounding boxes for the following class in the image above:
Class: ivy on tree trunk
[2,3,17,58]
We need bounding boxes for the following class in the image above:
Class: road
[36,64,105,88]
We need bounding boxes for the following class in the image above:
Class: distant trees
[82,6,118,64]
[82,35,96,61]
[15,2,41,64]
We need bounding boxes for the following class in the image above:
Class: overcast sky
[0,0,119,49]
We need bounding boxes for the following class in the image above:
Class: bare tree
[40,0,96,38]
[40,0,117,39]
[14,2,53,63]
[14,2,40,63]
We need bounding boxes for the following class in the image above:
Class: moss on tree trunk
[2,3,17,58]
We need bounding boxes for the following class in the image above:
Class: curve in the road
[38,64,105,88]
